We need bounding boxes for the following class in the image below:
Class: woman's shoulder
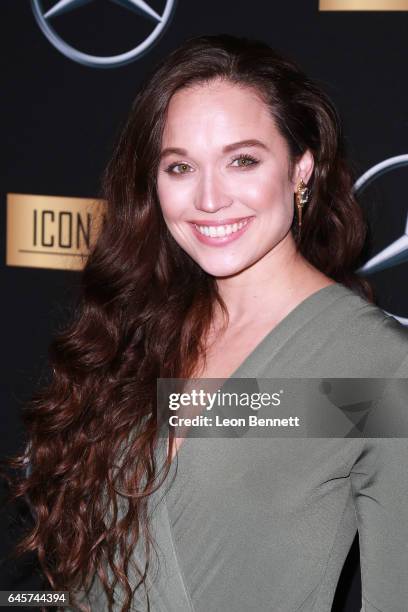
[293,282,408,377]
[332,283,408,346]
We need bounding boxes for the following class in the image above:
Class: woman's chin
[196,260,251,279]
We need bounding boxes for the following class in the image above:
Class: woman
[3,34,408,612]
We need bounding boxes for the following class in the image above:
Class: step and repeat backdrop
[1,1,408,609]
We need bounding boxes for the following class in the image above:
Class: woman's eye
[164,156,259,174]
[231,155,259,168]
[165,163,192,174]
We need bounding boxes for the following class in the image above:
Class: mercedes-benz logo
[354,154,408,325]
[31,0,176,68]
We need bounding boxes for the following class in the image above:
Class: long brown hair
[1,34,373,611]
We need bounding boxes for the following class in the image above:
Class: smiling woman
[3,34,408,612]
[156,81,312,275]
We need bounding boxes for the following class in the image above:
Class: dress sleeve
[350,353,408,612]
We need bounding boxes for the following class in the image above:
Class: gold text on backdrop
[320,0,408,9]
[6,193,106,271]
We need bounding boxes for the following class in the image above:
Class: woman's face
[156,79,313,278]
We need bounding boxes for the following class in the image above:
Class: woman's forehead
[162,80,281,150]
[167,79,268,117]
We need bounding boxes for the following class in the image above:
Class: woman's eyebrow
[160,139,269,161]
[222,139,270,153]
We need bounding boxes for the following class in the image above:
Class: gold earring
[295,179,310,236]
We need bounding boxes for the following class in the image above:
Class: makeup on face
[156,80,310,277]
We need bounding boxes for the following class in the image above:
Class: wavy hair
[1,34,373,611]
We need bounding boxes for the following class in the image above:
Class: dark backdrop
[1,1,408,610]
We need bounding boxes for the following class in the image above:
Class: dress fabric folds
[70,283,408,612]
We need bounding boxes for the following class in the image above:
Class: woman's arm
[350,353,408,612]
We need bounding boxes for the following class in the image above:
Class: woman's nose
[194,172,233,214]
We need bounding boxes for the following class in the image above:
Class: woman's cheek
[157,185,181,221]
[234,175,278,211]
[159,179,195,220]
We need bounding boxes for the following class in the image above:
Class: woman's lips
[189,216,255,246]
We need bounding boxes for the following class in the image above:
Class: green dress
[71,283,408,612]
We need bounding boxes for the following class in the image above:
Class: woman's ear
[292,149,314,187]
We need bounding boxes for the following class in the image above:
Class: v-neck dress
[71,283,408,612]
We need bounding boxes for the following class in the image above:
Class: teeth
[194,219,250,238]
